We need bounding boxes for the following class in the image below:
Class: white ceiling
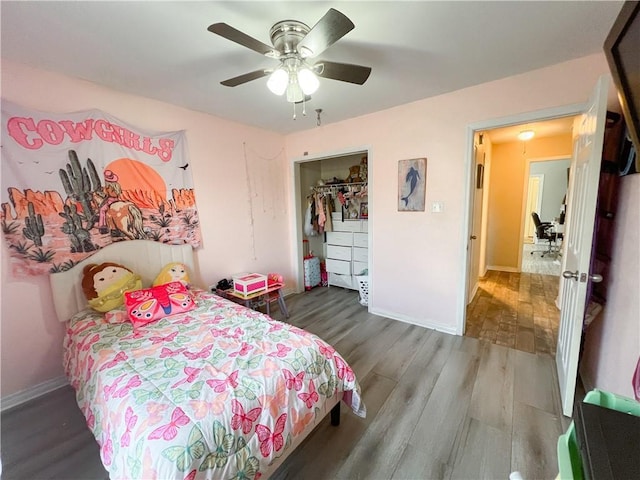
[486,116,576,145]
[0,1,624,135]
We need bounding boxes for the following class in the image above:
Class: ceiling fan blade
[208,23,280,58]
[220,69,271,87]
[297,8,354,58]
[314,61,371,85]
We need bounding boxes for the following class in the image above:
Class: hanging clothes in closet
[304,182,367,236]
[304,191,336,237]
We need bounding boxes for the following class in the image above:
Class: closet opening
[292,150,370,306]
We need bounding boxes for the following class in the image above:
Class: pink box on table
[233,273,268,296]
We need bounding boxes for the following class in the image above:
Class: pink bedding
[64,289,365,479]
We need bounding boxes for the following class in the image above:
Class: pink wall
[581,173,639,399]
[3,53,634,401]
[1,60,289,397]
[286,54,613,332]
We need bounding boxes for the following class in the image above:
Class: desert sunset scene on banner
[105,157,167,199]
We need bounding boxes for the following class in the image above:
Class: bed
[51,240,365,479]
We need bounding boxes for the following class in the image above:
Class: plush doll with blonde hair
[153,262,190,287]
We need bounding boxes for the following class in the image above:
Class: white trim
[456,126,477,335]
[458,103,586,337]
[466,103,585,132]
[486,265,520,273]
[525,173,545,237]
[1,376,69,412]
[369,307,458,335]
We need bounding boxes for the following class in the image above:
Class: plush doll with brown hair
[82,262,142,312]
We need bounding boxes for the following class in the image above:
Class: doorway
[522,157,571,276]
[463,77,611,417]
[462,110,580,355]
[291,149,370,297]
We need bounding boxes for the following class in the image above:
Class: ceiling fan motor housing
[211,9,371,93]
[269,20,310,55]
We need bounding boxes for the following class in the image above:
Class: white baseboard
[1,376,69,412]
[486,265,519,273]
[369,307,458,336]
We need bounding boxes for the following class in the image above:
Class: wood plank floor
[1,286,564,479]
[465,270,560,355]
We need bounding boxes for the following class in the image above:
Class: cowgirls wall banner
[1,100,202,276]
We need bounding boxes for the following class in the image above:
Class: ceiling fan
[208,8,372,104]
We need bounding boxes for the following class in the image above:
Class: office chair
[531,212,558,257]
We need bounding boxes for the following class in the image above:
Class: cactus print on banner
[1,100,201,276]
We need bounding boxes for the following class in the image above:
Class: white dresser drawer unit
[331,213,363,232]
[326,258,351,275]
[352,246,368,263]
[326,244,352,261]
[326,210,368,292]
[326,231,353,246]
[352,261,368,276]
[353,232,368,248]
[328,272,354,289]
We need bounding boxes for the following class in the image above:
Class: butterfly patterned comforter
[64,289,366,480]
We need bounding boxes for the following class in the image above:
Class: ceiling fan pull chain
[302,97,307,117]
[292,101,297,120]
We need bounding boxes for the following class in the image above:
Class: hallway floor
[522,241,562,276]
[466,270,560,355]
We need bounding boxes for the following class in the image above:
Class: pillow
[82,262,142,312]
[104,306,128,324]
[153,262,191,287]
[125,281,196,329]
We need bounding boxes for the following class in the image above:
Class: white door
[525,174,543,240]
[466,142,485,305]
[556,75,608,417]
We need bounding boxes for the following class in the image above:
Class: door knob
[562,270,604,283]
[470,235,477,240]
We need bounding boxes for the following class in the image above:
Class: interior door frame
[525,173,544,242]
[458,103,584,335]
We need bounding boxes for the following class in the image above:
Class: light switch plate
[431,201,444,213]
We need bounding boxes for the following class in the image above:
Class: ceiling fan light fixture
[298,67,319,95]
[286,78,305,103]
[267,68,288,95]
[518,130,535,141]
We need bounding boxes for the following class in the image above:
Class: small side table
[216,283,289,318]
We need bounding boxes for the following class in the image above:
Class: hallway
[465,270,560,355]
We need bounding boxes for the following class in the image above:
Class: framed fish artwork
[398,158,426,211]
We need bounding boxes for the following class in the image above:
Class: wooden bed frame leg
[330,402,340,426]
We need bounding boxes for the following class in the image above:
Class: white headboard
[50,240,195,322]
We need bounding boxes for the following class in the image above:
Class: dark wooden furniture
[574,401,640,479]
